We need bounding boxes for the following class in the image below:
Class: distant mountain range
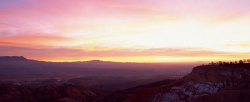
[0,56,105,62]
[0,56,28,61]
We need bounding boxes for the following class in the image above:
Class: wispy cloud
[1,0,250,62]
[0,45,248,62]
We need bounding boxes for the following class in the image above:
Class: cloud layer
[1,0,250,62]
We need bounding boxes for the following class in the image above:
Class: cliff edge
[130,64,250,102]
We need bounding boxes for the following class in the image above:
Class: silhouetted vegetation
[204,59,250,93]
[208,59,250,68]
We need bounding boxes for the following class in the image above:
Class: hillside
[0,84,99,102]
[129,63,250,102]
[0,56,195,93]
[0,79,176,102]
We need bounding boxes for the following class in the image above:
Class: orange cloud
[1,0,250,62]
[0,32,69,45]
[0,45,249,62]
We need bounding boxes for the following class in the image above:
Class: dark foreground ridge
[0,79,176,102]
[0,84,99,102]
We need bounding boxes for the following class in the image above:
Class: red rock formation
[129,64,250,102]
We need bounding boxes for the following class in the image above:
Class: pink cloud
[1,0,250,29]
[0,45,247,60]
[0,30,69,46]
[1,0,250,62]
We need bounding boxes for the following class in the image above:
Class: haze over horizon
[1,0,250,62]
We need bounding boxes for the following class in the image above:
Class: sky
[1,0,250,62]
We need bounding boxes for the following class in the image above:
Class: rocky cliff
[129,64,250,102]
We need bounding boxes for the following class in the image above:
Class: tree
[230,62,233,65]
[219,61,223,65]
[239,60,244,64]
[209,62,215,65]
[223,62,226,65]
[247,59,250,63]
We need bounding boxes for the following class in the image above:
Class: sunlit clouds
[1,0,250,62]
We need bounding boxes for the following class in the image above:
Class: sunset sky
[1,0,250,62]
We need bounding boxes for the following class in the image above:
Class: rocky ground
[129,64,250,102]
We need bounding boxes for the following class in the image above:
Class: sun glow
[1,0,250,62]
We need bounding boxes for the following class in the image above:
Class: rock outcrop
[129,64,250,102]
